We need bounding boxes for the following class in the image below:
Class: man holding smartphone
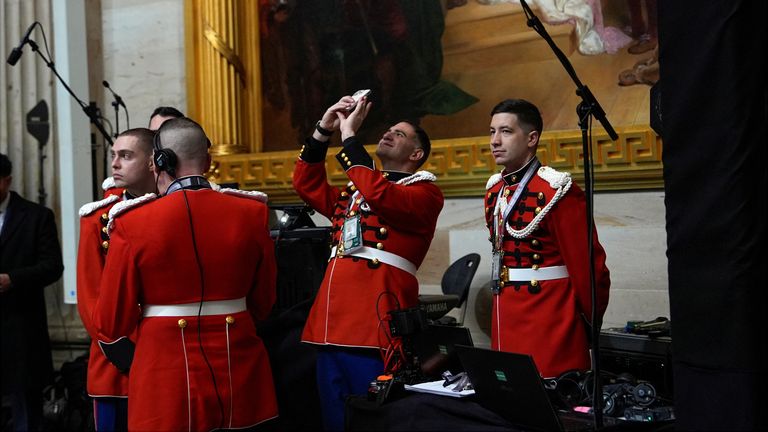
[292,93,444,431]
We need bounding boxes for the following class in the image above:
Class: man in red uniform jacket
[93,117,278,431]
[484,99,610,378]
[292,95,444,430]
[77,127,156,431]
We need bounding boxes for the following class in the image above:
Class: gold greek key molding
[209,125,663,204]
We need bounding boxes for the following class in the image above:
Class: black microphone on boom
[102,80,126,109]
[6,22,38,66]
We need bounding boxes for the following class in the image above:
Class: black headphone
[551,369,592,407]
[554,370,658,416]
[153,130,178,178]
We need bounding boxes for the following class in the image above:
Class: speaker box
[273,228,330,314]
[599,330,673,400]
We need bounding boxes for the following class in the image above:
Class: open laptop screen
[412,325,474,380]
[455,345,597,432]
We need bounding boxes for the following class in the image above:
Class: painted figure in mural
[618,45,658,87]
[259,0,478,151]
[625,0,657,55]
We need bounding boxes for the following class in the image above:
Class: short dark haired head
[0,153,11,177]
[117,127,156,155]
[399,119,431,168]
[149,106,185,123]
[490,99,543,136]
[155,117,210,162]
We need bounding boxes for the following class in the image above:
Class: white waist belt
[142,297,246,317]
[330,246,417,276]
[502,265,569,282]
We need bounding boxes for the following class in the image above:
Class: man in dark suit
[0,153,64,431]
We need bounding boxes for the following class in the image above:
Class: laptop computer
[411,324,474,380]
[455,345,602,432]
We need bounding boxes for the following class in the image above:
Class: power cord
[375,291,406,373]
[181,187,225,429]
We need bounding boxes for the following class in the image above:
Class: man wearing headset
[93,118,278,431]
[76,127,157,431]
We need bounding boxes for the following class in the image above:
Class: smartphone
[347,89,371,111]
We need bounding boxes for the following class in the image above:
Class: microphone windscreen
[6,48,22,66]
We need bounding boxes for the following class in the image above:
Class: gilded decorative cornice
[209,125,663,204]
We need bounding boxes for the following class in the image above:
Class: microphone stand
[111,97,120,138]
[38,139,47,206]
[27,39,113,147]
[517,1,618,428]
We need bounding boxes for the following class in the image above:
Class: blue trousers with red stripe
[315,346,383,432]
[92,397,127,432]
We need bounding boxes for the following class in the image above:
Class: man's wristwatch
[315,121,333,137]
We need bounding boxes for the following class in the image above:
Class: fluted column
[186,0,263,155]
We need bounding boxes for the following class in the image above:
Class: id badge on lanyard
[490,193,505,294]
[342,214,363,254]
[491,251,504,294]
[489,158,540,294]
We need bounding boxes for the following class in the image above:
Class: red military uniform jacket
[93,180,278,432]
[484,161,610,378]
[77,192,132,398]
[293,136,443,349]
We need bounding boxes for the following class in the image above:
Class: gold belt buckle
[500,265,509,282]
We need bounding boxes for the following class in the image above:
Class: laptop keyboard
[558,412,594,431]
[558,411,621,431]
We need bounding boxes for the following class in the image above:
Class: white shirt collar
[0,193,9,213]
